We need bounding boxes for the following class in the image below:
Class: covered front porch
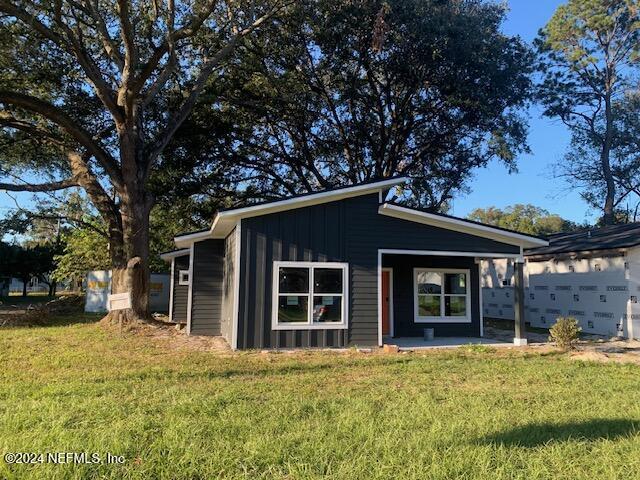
[378,249,529,347]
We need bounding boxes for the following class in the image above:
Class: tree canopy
[0,0,288,322]
[182,0,533,210]
[536,0,640,225]
[467,204,581,236]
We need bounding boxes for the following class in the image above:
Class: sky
[0,0,594,225]
[451,0,591,223]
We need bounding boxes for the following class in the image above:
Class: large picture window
[414,268,471,323]
[272,261,348,330]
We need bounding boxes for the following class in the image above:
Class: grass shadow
[480,419,640,447]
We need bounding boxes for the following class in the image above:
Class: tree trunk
[49,280,57,297]
[101,185,153,326]
[22,279,27,297]
[601,82,616,225]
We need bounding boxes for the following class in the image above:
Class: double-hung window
[272,261,348,330]
[414,268,471,323]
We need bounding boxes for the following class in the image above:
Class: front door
[382,270,391,336]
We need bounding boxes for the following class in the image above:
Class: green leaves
[192,0,533,210]
[536,0,640,224]
[467,205,580,236]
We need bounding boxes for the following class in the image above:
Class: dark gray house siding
[236,193,518,349]
[220,228,237,344]
[190,239,224,335]
[381,254,480,337]
[171,255,190,323]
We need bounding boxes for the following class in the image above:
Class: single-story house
[481,223,640,339]
[161,177,547,350]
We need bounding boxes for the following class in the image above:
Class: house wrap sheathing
[481,247,640,339]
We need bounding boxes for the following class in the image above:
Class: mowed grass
[1,316,640,479]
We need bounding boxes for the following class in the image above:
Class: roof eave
[176,177,409,246]
[378,203,549,249]
[159,248,191,261]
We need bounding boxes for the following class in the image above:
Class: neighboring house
[481,223,640,339]
[161,177,547,350]
[7,275,73,295]
[9,276,48,295]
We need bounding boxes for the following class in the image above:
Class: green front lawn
[1,316,639,479]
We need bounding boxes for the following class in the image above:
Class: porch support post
[513,259,528,346]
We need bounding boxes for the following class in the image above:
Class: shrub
[549,316,581,350]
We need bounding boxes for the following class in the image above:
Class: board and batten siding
[171,255,190,323]
[382,254,481,337]
[190,239,224,335]
[220,228,237,344]
[237,193,519,349]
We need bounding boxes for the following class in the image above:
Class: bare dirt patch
[485,322,640,365]
[570,339,640,365]
[0,295,85,327]
[101,320,231,352]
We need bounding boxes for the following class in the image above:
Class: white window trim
[178,270,190,286]
[271,261,349,330]
[413,268,471,323]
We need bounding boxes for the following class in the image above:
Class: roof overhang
[525,247,627,262]
[159,248,190,262]
[378,203,549,249]
[174,177,408,248]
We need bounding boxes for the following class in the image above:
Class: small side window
[178,270,190,286]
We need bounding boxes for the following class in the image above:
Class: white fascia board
[175,178,408,248]
[219,177,407,219]
[159,248,191,261]
[177,177,410,246]
[378,203,549,249]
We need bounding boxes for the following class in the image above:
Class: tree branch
[0,1,123,123]
[0,91,123,188]
[145,3,290,176]
[0,177,79,192]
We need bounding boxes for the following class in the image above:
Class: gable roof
[173,176,549,250]
[525,223,640,257]
[377,203,548,249]
[174,177,407,247]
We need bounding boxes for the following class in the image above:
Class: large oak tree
[188,0,533,210]
[0,0,287,323]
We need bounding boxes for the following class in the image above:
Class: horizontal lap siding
[191,239,224,335]
[172,255,189,323]
[238,194,519,349]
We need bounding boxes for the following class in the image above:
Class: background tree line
[1,0,639,320]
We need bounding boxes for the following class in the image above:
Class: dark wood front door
[382,270,391,336]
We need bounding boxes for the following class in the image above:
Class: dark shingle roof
[526,223,640,256]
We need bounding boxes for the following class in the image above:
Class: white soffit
[174,177,408,247]
[378,203,549,249]
[159,248,191,261]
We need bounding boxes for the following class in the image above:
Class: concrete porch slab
[385,336,510,350]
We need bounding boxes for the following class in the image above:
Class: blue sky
[451,0,591,223]
[0,0,593,225]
